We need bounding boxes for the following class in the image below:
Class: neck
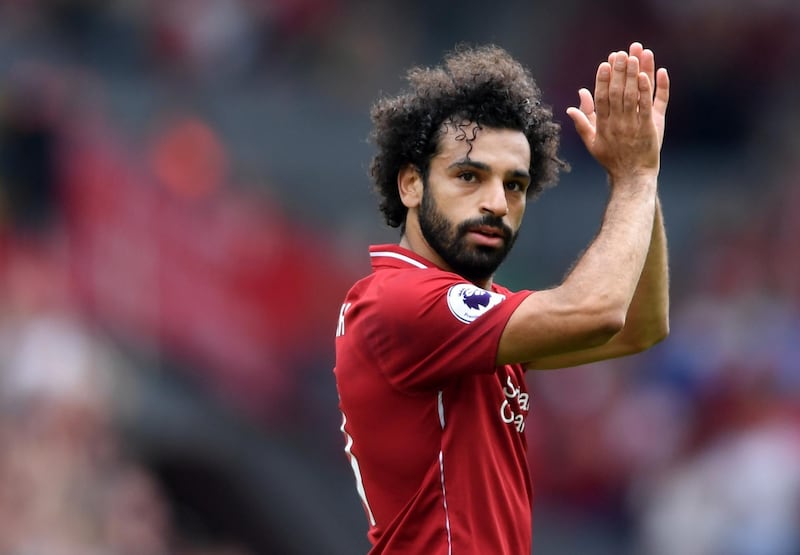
[399,229,494,289]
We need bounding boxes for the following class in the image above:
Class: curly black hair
[369,44,567,229]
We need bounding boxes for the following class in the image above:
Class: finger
[640,48,656,95]
[623,55,641,113]
[653,67,670,116]
[568,88,594,116]
[637,72,653,120]
[578,88,595,119]
[628,43,656,95]
[594,61,612,120]
[628,42,643,60]
[566,107,595,146]
[608,51,628,115]
[579,88,597,130]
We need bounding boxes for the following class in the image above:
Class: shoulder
[372,266,460,297]
[370,269,519,327]
[365,268,461,320]
[491,281,518,297]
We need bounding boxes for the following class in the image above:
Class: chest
[446,366,531,435]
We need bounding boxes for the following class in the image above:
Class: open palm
[568,42,670,154]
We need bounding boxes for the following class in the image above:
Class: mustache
[457,215,514,242]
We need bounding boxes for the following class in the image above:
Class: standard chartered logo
[500,375,530,433]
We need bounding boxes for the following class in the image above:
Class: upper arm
[522,331,662,370]
[496,286,627,368]
[364,274,531,391]
[496,286,668,370]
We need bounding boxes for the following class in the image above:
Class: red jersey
[334,244,534,554]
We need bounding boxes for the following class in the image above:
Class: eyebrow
[447,158,531,181]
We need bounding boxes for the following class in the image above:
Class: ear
[398,164,423,209]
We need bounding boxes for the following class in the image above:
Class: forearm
[498,44,671,368]
[558,175,658,326]
[616,197,669,347]
[522,194,666,369]
[499,175,658,365]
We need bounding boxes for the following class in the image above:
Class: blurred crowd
[0,243,256,554]
[0,1,799,554]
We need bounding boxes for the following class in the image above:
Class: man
[334,42,670,554]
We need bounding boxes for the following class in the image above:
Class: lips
[470,225,507,239]
[467,226,508,247]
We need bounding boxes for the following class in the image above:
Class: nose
[480,179,509,217]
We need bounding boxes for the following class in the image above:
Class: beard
[418,183,518,283]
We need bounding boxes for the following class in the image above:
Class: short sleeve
[361,270,532,392]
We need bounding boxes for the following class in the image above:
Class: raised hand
[567,42,670,181]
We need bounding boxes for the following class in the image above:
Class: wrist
[607,170,659,192]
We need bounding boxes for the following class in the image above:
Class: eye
[458,171,477,183]
[505,181,526,193]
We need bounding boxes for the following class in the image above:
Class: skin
[400,42,671,371]
[398,126,531,282]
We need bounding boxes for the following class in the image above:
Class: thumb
[566,107,595,146]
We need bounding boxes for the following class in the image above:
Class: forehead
[432,122,531,169]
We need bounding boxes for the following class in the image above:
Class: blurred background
[0,0,798,553]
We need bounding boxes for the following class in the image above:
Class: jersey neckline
[369,244,432,271]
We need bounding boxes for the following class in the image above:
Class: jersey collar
[369,244,431,271]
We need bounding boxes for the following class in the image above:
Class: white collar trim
[370,250,428,269]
